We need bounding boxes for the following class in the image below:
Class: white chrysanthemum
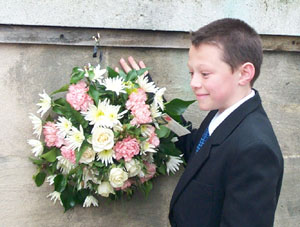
[141,153,154,164]
[36,90,51,117]
[96,149,115,166]
[154,87,166,110]
[93,64,107,83]
[56,116,72,138]
[150,102,162,119]
[141,124,154,137]
[47,191,62,205]
[101,76,126,96]
[82,99,109,128]
[83,195,99,207]
[29,113,43,139]
[80,167,100,190]
[140,141,157,155]
[65,125,85,150]
[57,156,75,174]
[105,105,127,128]
[136,74,157,93]
[27,139,44,156]
[46,175,56,185]
[83,99,126,129]
[166,155,183,175]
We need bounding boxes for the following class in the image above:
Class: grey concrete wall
[1,0,300,36]
[0,43,299,226]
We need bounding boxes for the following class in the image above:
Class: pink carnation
[130,104,152,125]
[60,146,76,164]
[115,180,132,191]
[126,88,147,110]
[148,132,160,147]
[43,122,64,148]
[66,81,94,111]
[114,137,140,161]
[140,162,156,183]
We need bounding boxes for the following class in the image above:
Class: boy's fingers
[139,60,148,76]
[139,61,146,69]
[115,67,119,73]
[120,58,131,73]
[128,56,140,70]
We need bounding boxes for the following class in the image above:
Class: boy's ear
[238,62,255,86]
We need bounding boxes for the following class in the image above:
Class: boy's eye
[201,72,210,77]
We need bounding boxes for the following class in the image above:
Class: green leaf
[165,99,196,121]
[54,174,67,193]
[126,69,138,82]
[155,125,171,138]
[76,141,89,164]
[60,184,76,212]
[34,171,46,187]
[136,67,150,76]
[159,141,182,156]
[41,148,57,162]
[51,84,69,95]
[29,157,44,165]
[118,69,127,79]
[70,67,85,84]
[107,66,119,78]
[157,165,166,175]
[88,84,100,104]
[75,189,89,205]
[88,70,95,81]
[141,180,153,197]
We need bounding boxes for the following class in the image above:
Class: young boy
[119,18,283,227]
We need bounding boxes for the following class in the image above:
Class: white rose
[97,181,115,197]
[109,167,128,188]
[92,127,114,152]
[80,147,96,164]
[125,159,142,177]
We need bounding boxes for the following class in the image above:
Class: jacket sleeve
[220,142,283,227]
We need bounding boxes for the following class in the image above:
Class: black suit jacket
[169,91,284,227]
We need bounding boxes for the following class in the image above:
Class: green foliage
[88,84,100,105]
[159,140,182,156]
[165,99,195,122]
[51,84,69,95]
[34,171,46,187]
[41,148,58,162]
[70,67,85,84]
[29,157,44,165]
[53,98,88,128]
[140,180,153,197]
[54,174,67,193]
[76,141,89,164]
[155,125,171,138]
[107,66,119,78]
[60,184,76,212]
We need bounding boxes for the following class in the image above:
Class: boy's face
[188,44,241,112]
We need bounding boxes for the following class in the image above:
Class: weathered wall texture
[0,43,299,226]
[1,0,300,35]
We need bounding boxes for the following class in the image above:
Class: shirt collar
[208,90,255,135]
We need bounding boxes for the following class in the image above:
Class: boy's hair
[191,18,263,86]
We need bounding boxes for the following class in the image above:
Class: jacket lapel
[170,90,262,209]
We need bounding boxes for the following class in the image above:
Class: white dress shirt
[208,90,255,136]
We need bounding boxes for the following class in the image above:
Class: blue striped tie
[195,127,210,153]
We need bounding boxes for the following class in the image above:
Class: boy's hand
[115,56,148,76]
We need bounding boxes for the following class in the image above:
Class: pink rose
[66,81,94,111]
[43,122,64,148]
[114,137,140,161]
[140,162,156,183]
[60,145,76,164]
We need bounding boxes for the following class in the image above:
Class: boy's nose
[190,74,202,89]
